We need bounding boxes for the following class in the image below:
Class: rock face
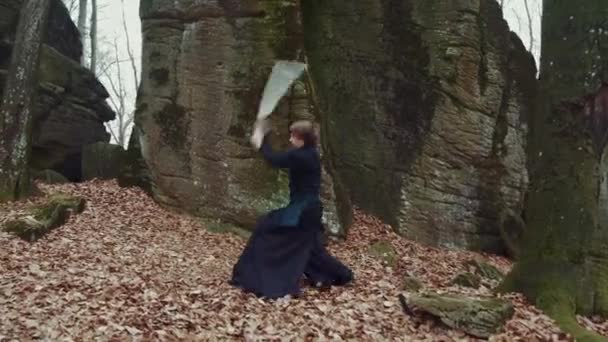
[302,0,536,251]
[129,0,347,233]
[0,0,114,173]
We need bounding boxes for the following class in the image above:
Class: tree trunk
[77,0,87,64]
[499,1,608,340]
[89,0,97,74]
[0,0,51,201]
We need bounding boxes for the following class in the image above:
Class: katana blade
[256,60,306,120]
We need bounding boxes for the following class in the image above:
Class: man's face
[289,132,304,147]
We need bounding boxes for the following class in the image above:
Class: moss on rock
[406,292,514,338]
[452,272,482,289]
[402,276,423,292]
[466,259,504,281]
[3,193,85,241]
[368,240,397,267]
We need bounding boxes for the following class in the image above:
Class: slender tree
[102,1,139,147]
[0,0,51,201]
[89,0,97,74]
[77,0,87,64]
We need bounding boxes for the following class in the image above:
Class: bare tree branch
[105,122,119,143]
[121,0,139,94]
[511,8,523,33]
[89,0,97,73]
[522,0,534,53]
[77,0,87,65]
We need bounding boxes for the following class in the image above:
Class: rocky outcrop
[128,0,347,233]
[302,0,536,252]
[0,0,114,174]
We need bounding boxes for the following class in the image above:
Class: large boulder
[302,0,536,252]
[0,0,114,173]
[127,0,347,233]
[81,142,126,181]
[32,169,69,184]
[31,46,114,170]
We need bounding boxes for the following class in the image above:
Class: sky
[502,0,542,64]
[83,0,541,146]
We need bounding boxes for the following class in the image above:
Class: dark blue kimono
[230,137,353,299]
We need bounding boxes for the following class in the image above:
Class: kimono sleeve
[260,139,293,169]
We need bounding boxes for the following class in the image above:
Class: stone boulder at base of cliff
[127,0,347,233]
[32,169,69,184]
[302,0,536,252]
[0,0,114,176]
[81,142,126,181]
[31,45,115,171]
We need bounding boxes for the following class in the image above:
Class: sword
[251,60,307,148]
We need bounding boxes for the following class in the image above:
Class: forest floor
[0,180,607,341]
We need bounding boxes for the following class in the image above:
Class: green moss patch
[465,259,504,281]
[451,272,482,289]
[402,275,423,292]
[368,240,397,267]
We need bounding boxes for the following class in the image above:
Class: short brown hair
[289,120,318,147]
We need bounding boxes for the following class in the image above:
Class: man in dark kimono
[230,120,353,299]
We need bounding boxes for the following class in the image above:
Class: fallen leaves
[0,179,605,340]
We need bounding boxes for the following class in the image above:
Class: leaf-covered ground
[0,180,606,341]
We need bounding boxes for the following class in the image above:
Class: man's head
[289,120,318,148]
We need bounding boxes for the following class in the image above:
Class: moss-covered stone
[402,276,423,292]
[452,272,482,289]
[368,240,397,267]
[466,259,504,281]
[152,102,189,151]
[3,194,85,241]
[406,292,514,338]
